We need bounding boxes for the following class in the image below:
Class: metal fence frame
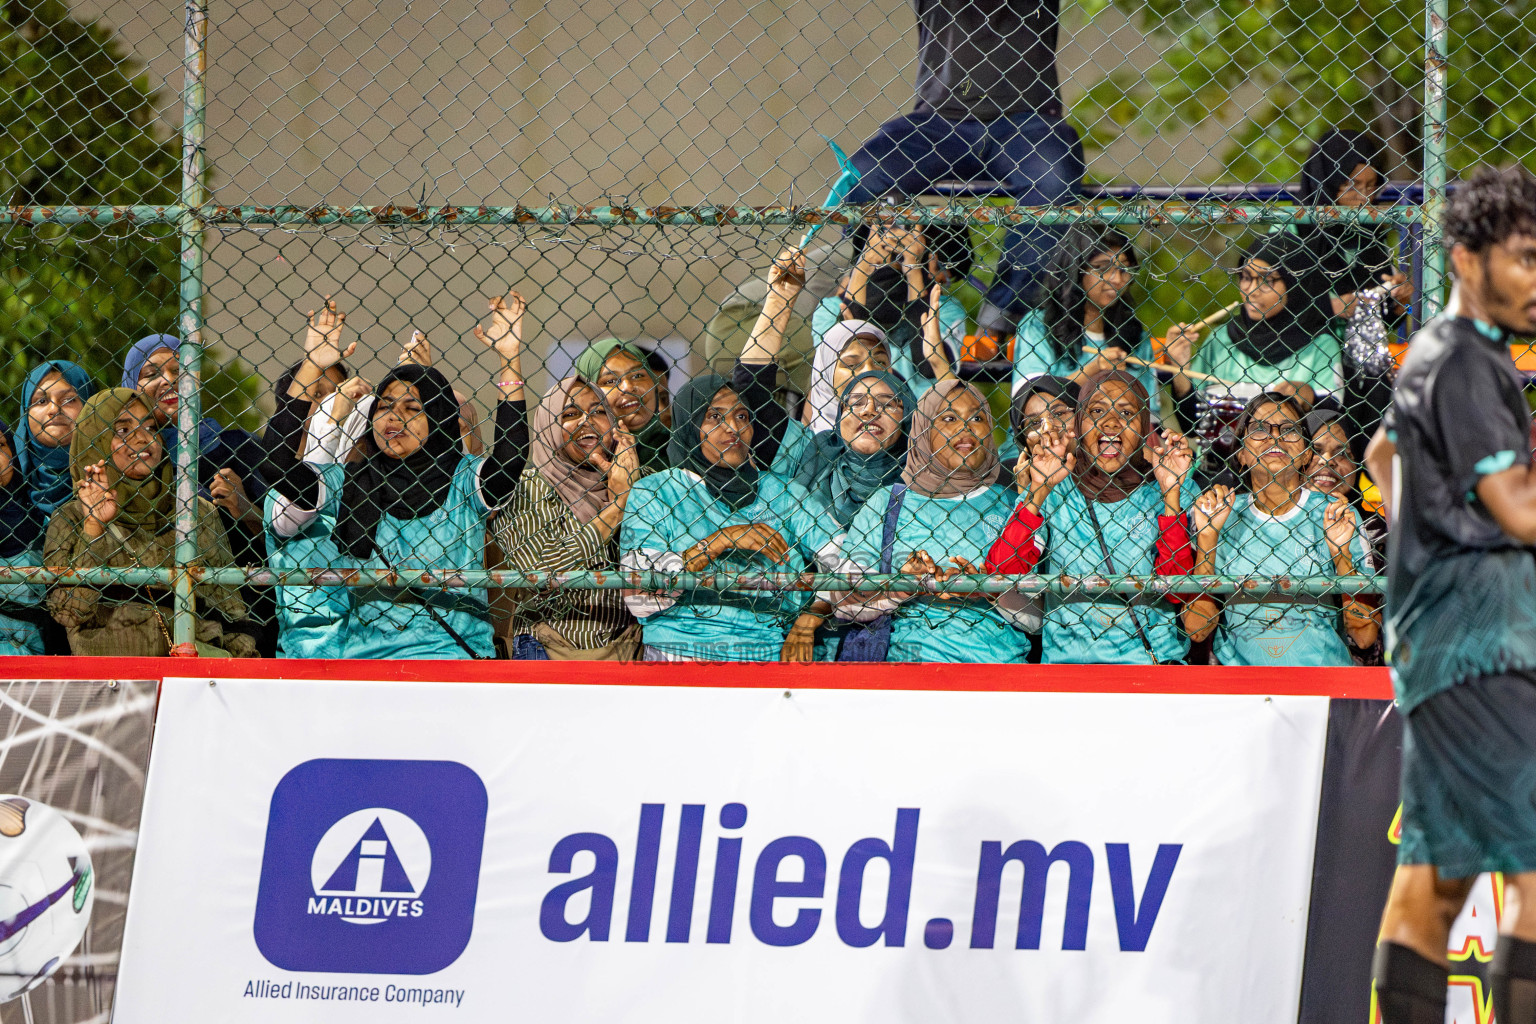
[6,0,1446,646]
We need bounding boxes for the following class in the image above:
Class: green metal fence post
[174,0,209,647]
[1421,0,1449,316]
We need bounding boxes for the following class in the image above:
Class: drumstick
[1080,347,1242,387]
[1198,299,1243,331]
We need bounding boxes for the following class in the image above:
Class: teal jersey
[812,294,965,405]
[1039,479,1190,665]
[264,463,350,659]
[1212,490,1370,667]
[840,484,1027,663]
[343,455,496,660]
[1192,322,1344,397]
[769,418,812,480]
[1010,308,1158,401]
[621,470,834,661]
[0,548,45,656]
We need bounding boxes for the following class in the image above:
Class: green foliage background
[0,0,262,432]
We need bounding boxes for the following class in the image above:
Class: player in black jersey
[1364,166,1536,1024]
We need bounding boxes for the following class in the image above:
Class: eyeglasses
[844,394,904,417]
[1237,271,1286,288]
[1246,422,1305,442]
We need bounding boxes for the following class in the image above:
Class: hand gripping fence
[0,0,1523,665]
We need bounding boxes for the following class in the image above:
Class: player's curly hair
[1443,165,1536,254]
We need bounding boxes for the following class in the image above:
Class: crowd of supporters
[0,131,1412,666]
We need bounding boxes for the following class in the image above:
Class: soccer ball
[0,795,94,1003]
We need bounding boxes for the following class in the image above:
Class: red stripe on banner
[0,656,1394,698]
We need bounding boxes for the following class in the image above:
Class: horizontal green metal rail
[0,565,1382,601]
[0,203,1423,228]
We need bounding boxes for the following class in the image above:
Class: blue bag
[836,484,908,663]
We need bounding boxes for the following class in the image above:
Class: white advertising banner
[114,678,1329,1023]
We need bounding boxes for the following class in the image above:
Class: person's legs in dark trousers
[978,110,1086,335]
[844,110,988,211]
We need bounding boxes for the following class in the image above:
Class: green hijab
[69,388,174,533]
[669,373,759,511]
[573,337,671,471]
[794,370,915,528]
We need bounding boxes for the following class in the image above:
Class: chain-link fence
[0,0,1531,665]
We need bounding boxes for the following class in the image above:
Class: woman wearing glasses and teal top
[1164,233,1345,430]
[831,380,1026,664]
[1181,392,1377,666]
[1010,227,1158,404]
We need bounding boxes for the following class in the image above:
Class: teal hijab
[574,337,670,471]
[669,373,759,510]
[794,370,915,528]
[17,361,97,515]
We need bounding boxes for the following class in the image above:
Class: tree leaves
[1075,0,1536,179]
[0,0,260,427]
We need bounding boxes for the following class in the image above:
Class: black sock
[1373,941,1448,1024]
[1493,936,1536,1024]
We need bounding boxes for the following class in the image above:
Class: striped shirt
[493,470,635,651]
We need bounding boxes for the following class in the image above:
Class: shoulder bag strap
[878,484,908,573]
[1082,496,1161,665]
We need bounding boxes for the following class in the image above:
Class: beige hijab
[901,380,1001,498]
[529,376,616,523]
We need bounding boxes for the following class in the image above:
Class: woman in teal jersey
[1165,232,1344,432]
[263,293,529,659]
[831,380,1026,663]
[1010,227,1157,401]
[987,370,1196,664]
[620,371,833,662]
[1181,392,1378,666]
[780,368,916,661]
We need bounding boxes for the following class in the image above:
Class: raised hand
[901,225,926,268]
[1324,495,1358,554]
[1163,323,1200,369]
[398,329,433,367]
[78,461,118,533]
[592,427,640,500]
[1383,270,1414,310]
[302,297,355,370]
[1191,485,1234,539]
[1149,430,1193,495]
[859,227,895,268]
[209,468,258,529]
[1026,426,1075,512]
[765,247,807,304]
[473,289,526,361]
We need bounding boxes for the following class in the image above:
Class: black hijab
[1010,375,1079,448]
[1040,226,1143,363]
[1225,233,1338,367]
[335,364,461,558]
[1298,129,1395,295]
[0,421,43,559]
[669,373,760,511]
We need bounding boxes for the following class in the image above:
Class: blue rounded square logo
[253,759,487,975]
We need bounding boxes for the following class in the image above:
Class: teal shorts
[1398,672,1536,877]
